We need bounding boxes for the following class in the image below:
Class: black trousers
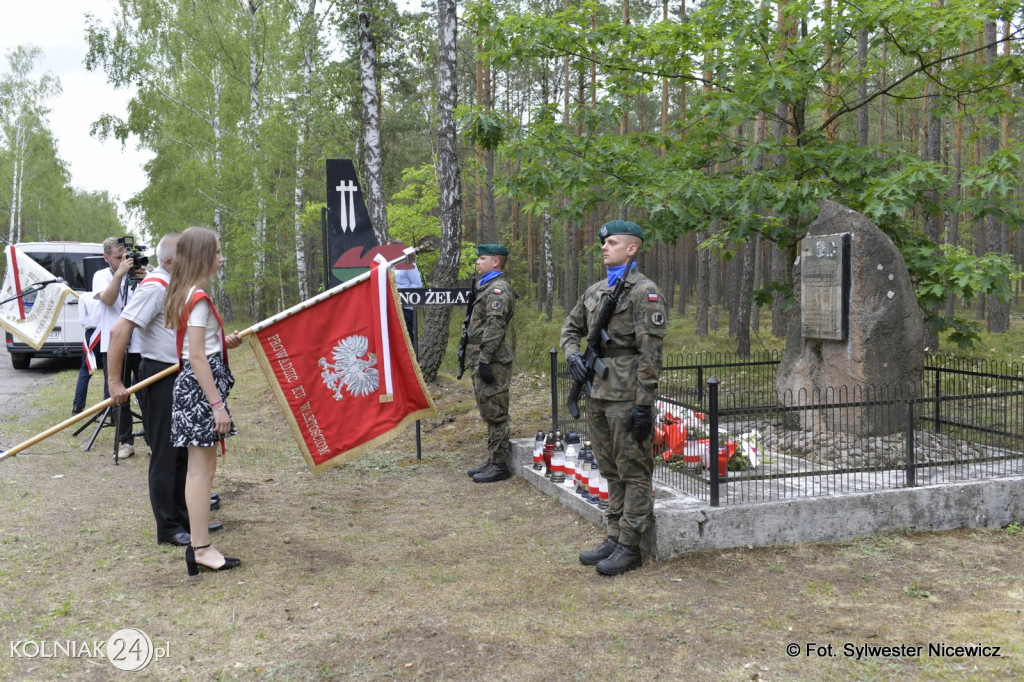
[138,358,190,540]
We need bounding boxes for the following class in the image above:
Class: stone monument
[777,201,925,436]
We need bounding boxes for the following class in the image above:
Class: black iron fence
[548,349,1024,506]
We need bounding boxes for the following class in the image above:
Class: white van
[4,241,104,370]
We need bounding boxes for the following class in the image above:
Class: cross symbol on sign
[336,180,358,232]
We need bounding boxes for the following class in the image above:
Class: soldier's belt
[601,346,639,358]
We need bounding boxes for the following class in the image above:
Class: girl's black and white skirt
[171,352,237,448]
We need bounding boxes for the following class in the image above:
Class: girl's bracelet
[210,398,223,408]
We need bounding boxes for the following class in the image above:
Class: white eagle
[318,335,379,400]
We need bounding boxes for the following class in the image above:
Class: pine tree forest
[3,0,1024,381]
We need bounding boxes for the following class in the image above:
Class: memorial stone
[777,201,925,436]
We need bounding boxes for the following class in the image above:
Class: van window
[26,252,59,277]
[61,253,95,291]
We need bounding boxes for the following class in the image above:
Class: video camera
[117,235,150,270]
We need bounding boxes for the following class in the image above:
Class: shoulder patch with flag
[250,261,436,475]
[648,292,659,301]
[1,246,76,350]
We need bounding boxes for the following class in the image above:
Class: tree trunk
[984,20,1008,332]
[246,0,266,319]
[293,0,316,303]
[696,232,709,336]
[420,0,464,383]
[542,209,553,320]
[857,28,869,146]
[359,9,388,246]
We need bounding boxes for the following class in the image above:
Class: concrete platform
[509,438,1024,561]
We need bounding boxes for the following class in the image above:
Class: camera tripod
[73,273,145,462]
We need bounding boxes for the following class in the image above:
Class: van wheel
[10,353,30,370]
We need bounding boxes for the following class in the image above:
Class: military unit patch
[491,301,502,310]
[651,312,666,326]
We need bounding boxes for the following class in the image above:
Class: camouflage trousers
[586,397,654,546]
[472,360,512,465]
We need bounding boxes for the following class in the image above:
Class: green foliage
[459,107,508,151]
[387,163,476,281]
[902,240,1020,349]
[477,0,1024,350]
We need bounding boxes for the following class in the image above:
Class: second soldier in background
[465,244,517,484]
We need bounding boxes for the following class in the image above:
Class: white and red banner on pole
[0,246,76,350]
[250,256,436,475]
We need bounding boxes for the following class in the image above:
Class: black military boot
[579,536,619,566]
[467,460,490,478]
[595,543,642,576]
[472,462,510,483]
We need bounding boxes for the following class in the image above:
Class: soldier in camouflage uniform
[465,244,517,483]
[560,221,667,575]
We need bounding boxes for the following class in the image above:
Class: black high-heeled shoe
[185,544,242,576]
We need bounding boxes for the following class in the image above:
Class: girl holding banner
[164,227,243,576]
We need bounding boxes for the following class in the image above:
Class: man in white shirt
[108,234,224,546]
[389,239,423,350]
[93,237,147,460]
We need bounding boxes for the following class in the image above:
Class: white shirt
[78,292,100,330]
[119,267,177,363]
[92,268,141,354]
[180,292,223,359]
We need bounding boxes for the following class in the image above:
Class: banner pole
[1,364,178,462]
[244,246,423,338]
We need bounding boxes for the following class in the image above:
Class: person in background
[71,291,100,415]
[164,227,242,575]
[92,237,147,460]
[464,244,517,484]
[560,220,667,576]
[389,238,423,351]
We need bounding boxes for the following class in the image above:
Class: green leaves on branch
[459,107,507,151]
[903,240,1020,349]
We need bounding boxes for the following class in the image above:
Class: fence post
[549,348,560,435]
[906,399,916,487]
[709,376,720,507]
[697,366,705,404]
[933,368,941,434]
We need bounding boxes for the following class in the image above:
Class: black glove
[478,362,495,384]
[628,404,654,444]
[567,352,588,384]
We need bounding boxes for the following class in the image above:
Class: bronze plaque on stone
[800,233,850,340]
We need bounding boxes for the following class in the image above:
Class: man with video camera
[93,236,149,460]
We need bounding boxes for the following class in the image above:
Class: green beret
[598,220,644,244]
[476,244,509,257]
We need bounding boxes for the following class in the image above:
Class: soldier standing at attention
[465,244,517,484]
[560,221,667,575]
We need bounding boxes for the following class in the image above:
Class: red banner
[252,263,435,475]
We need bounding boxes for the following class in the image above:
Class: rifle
[456,278,477,379]
[566,254,636,419]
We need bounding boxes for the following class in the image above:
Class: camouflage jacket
[559,268,667,404]
[466,275,516,366]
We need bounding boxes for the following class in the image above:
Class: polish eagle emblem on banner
[319,335,379,400]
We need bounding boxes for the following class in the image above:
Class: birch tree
[1,46,60,244]
[359,4,389,245]
[418,0,463,383]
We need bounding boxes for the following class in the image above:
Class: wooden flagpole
[0,364,178,462]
